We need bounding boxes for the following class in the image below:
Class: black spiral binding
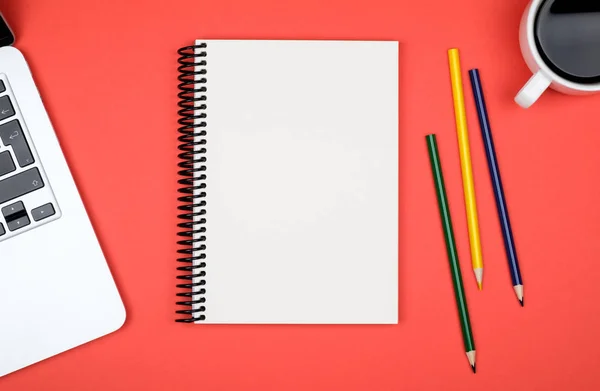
[176,43,207,322]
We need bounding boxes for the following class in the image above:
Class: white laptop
[0,45,125,376]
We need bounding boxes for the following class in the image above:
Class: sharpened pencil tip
[514,285,524,304]
[471,364,476,374]
[520,298,524,307]
[474,268,483,290]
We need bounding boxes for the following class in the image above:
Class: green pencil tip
[472,364,476,374]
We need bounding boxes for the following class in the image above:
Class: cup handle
[515,71,552,108]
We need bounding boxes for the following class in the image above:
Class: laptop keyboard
[0,76,59,241]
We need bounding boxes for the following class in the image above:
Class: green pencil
[426,134,476,374]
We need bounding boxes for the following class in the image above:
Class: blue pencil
[468,69,524,307]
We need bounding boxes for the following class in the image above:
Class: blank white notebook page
[198,39,398,323]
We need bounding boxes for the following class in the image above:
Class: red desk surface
[2,0,600,389]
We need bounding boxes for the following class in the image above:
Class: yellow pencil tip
[473,269,483,290]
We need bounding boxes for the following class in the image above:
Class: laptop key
[0,223,4,236]
[0,80,5,94]
[7,215,30,231]
[2,200,26,220]
[0,95,15,121]
[0,167,44,205]
[0,150,15,177]
[3,201,30,233]
[0,120,34,167]
[31,203,55,222]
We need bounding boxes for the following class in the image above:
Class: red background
[2,0,600,389]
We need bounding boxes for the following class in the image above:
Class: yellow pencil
[448,48,484,290]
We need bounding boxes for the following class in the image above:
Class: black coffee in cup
[535,1,600,84]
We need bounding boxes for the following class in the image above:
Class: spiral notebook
[176,40,398,324]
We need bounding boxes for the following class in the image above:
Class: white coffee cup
[515,0,600,108]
